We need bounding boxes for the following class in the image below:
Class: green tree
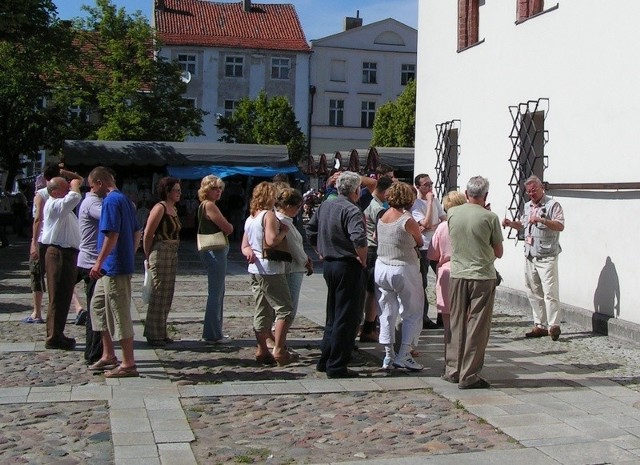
[216,91,307,164]
[0,0,77,188]
[371,79,416,147]
[70,0,206,141]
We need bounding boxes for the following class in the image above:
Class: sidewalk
[1,236,640,464]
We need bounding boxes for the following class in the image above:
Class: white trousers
[524,255,560,327]
[374,260,424,345]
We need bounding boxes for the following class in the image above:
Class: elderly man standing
[88,167,141,378]
[307,171,367,379]
[502,175,565,341]
[445,176,503,389]
[41,176,83,350]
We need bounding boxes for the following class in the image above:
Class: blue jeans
[199,246,228,341]
[286,271,304,321]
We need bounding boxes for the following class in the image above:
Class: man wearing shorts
[88,167,141,378]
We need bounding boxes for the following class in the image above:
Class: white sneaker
[393,355,423,372]
[382,356,395,370]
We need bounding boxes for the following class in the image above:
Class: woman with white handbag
[197,175,233,344]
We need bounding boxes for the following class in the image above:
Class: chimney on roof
[243,0,252,12]
[344,10,363,31]
[155,0,165,11]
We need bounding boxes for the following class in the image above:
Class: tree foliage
[371,79,416,147]
[216,91,307,164]
[71,0,206,141]
[0,0,207,187]
[0,0,77,185]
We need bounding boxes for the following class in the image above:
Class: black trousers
[77,267,102,363]
[44,245,78,344]
[318,259,365,377]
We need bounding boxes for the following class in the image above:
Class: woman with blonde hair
[427,190,467,374]
[241,181,296,366]
[198,175,233,343]
[143,177,182,346]
[374,181,425,371]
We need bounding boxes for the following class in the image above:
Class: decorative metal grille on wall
[434,120,461,201]
[507,98,549,240]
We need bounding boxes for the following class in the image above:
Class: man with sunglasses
[411,174,447,329]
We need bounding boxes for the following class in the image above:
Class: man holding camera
[502,175,565,341]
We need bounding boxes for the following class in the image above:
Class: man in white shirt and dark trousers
[41,176,83,350]
[411,173,447,329]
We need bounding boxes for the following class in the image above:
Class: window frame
[177,54,197,74]
[270,57,290,80]
[401,64,416,86]
[360,101,376,128]
[329,99,344,127]
[224,99,239,118]
[362,62,377,84]
[225,55,244,78]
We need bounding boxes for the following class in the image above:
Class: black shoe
[423,318,438,330]
[74,309,88,326]
[327,369,360,379]
[316,363,326,373]
[46,338,76,351]
[458,377,490,390]
[436,314,444,328]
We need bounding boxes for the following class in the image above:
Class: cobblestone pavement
[2,236,640,464]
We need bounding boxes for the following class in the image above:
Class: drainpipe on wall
[308,85,316,155]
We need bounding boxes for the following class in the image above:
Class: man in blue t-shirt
[88,167,142,378]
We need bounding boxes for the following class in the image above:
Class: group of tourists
[22,160,564,387]
[307,169,564,388]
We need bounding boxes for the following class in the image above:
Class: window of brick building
[329,99,344,126]
[361,101,376,128]
[225,56,244,78]
[362,62,377,84]
[401,64,416,85]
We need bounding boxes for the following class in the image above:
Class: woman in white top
[241,182,297,366]
[275,187,313,322]
[375,182,425,371]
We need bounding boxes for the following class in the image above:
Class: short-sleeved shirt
[77,192,102,269]
[98,190,139,276]
[448,203,503,280]
[411,197,445,250]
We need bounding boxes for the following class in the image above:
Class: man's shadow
[592,256,620,334]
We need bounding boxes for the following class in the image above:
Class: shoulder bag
[197,202,228,252]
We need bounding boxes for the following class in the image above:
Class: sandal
[104,364,139,378]
[255,352,276,366]
[88,356,118,371]
[273,350,299,367]
[21,316,44,324]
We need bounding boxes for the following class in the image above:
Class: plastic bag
[142,260,152,304]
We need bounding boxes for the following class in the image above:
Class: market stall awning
[63,140,292,167]
[167,164,299,180]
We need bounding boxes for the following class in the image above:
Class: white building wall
[416,2,640,323]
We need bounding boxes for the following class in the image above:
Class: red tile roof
[155,1,310,52]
